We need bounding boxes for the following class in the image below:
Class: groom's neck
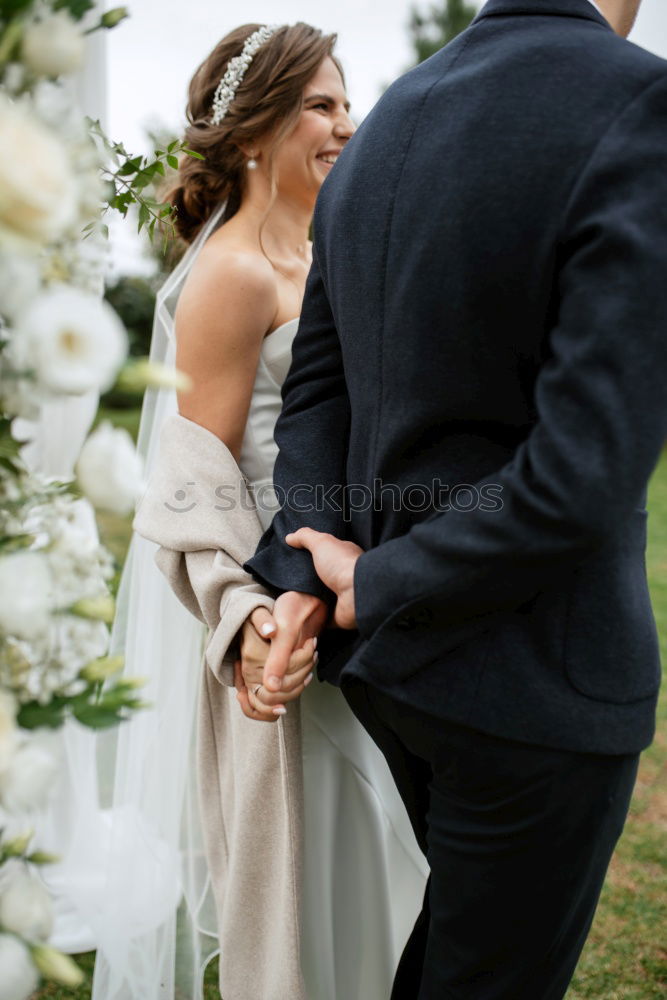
[594,0,642,36]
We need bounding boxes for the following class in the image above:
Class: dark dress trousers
[246,3,667,996]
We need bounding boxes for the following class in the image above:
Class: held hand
[236,607,317,722]
[239,607,278,690]
[285,528,363,631]
[262,591,329,696]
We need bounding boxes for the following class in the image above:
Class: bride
[94,22,426,1000]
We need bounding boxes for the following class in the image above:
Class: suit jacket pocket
[564,510,661,704]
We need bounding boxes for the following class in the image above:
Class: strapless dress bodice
[238,318,298,529]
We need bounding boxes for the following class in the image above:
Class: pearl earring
[247,156,258,170]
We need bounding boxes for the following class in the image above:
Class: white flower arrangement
[0,93,79,247]
[0,1,193,993]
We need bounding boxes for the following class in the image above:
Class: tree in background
[409,0,477,63]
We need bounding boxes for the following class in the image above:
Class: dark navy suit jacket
[246,0,667,754]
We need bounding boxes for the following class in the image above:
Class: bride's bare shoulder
[176,225,277,334]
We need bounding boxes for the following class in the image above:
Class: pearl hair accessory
[210,24,280,126]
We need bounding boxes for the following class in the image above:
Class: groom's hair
[166,22,343,243]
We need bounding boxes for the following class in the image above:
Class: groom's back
[315,0,666,545]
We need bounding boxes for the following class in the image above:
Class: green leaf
[109,190,133,216]
[117,155,143,176]
[137,202,150,233]
[166,154,179,170]
[182,148,205,160]
[17,700,67,730]
[136,173,155,191]
[72,705,124,729]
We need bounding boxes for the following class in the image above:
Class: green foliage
[18,676,148,730]
[88,119,201,244]
[409,0,477,63]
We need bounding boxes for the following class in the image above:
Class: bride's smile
[271,55,353,200]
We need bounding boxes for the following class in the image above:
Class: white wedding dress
[239,316,428,998]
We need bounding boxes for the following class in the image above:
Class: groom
[244,0,667,996]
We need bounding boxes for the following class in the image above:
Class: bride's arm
[174,243,276,455]
[134,248,309,699]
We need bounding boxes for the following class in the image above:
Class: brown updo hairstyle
[167,23,342,243]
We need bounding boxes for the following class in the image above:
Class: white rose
[0,868,54,941]
[0,739,58,813]
[0,692,17,775]
[76,422,144,515]
[0,95,78,246]
[0,551,53,641]
[16,287,128,395]
[22,12,85,78]
[0,933,39,1000]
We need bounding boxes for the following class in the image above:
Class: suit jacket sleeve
[353,72,667,644]
[244,241,351,603]
[133,414,275,687]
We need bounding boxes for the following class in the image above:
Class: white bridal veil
[90,203,228,999]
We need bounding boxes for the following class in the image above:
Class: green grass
[566,449,667,1000]
[29,433,667,1000]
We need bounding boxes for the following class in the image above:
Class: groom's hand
[235,607,317,722]
[285,528,363,631]
[262,591,329,694]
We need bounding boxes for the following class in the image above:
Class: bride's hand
[236,608,317,722]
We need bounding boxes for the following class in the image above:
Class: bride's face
[273,57,354,205]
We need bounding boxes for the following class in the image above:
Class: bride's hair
[167,22,341,243]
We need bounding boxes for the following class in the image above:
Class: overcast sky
[105,0,667,271]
